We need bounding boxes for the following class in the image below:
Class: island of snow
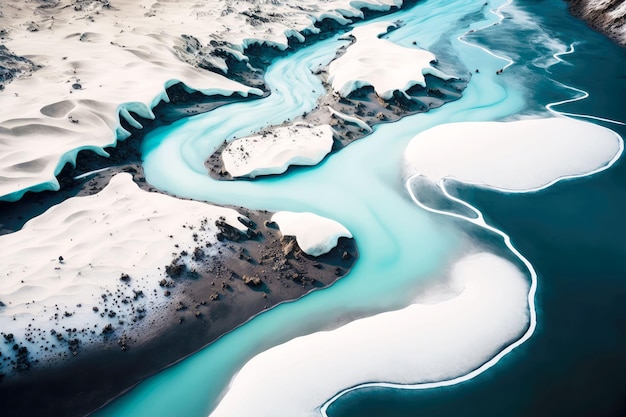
[404,117,623,191]
[328,21,454,99]
[221,124,334,178]
[271,211,353,257]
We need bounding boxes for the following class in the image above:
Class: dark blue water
[327,1,626,416]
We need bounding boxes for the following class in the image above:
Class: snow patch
[328,21,454,99]
[271,211,352,257]
[222,124,334,178]
[327,106,372,132]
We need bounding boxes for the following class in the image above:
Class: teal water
[95,0,624,416]
[326,1,626,417]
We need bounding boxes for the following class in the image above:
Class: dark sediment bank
[565,0,625,47]
[0,170,358,416]
[206,73,467,180]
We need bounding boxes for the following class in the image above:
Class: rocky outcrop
[566,0,626,46]
[0,45,37,90]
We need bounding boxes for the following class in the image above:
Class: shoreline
[0,174,358,416]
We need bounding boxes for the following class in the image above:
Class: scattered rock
[117,334,129,352]
[26,22,39,32]
[237,216,256,230]
[165,261,186,278]
[281,238,299,258]
[243,275,262,286]
[215,219,246,242]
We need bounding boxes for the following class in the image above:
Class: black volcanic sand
[0,166,358,417]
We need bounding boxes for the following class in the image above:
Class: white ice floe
[222,124,334,178]
[209,252,529,417]
[405,117,623,191]
[328,21,453,99]
[271,211,352,257]
[0,173,249,370]
[0,0,402,201]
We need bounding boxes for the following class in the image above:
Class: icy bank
[221,124,334,178]
[209,252,529,417]
[328,21,453,99]
[271,211,353,256]
[405,117,623,191]
[0,0,403,201]
[0,173,249,372]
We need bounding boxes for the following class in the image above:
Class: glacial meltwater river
[95,0,626,416]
